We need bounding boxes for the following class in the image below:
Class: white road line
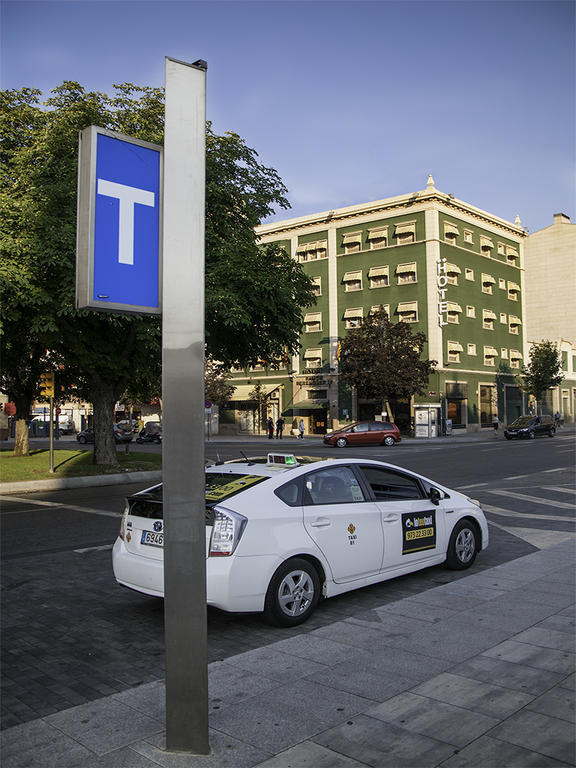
[483,503,576,523]
[541,486,576,495]
[543,467,571,473]
[486,489,576,510]
[0,495,120,518]
[503,474,531,480]
[74,544,114,554]
[457,483,488,489]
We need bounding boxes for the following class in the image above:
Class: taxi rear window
[205,473,268,503]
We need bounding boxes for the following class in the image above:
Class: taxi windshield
[205,473,268,503]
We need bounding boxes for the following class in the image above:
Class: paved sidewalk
[2,540,574,768]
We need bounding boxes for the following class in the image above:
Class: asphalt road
[1,432,574,729]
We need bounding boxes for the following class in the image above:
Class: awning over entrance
[284,400,327,411]
[230,383,279,401]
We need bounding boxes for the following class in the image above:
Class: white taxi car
[112,454,488,626]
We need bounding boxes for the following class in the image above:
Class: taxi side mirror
[429,487,442,506]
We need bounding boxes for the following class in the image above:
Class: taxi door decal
[402,509,436,554]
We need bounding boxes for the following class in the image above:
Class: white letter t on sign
[97,179,155,265]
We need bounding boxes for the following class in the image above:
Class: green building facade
[223,177,527,436]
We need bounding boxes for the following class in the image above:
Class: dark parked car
[504,415,555,440]
[323,421,401,448]
[76,425,134,444]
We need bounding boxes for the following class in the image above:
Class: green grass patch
[0,448,162,483]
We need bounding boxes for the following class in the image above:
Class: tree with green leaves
[520,340,564,413]
[1,82,315,464]
[339,309,436,420]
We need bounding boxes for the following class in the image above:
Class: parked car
[324,421,401,448]
[112,452,488,627]
[504,415,555,440]
[136,424,162,444]
[76,425,134,444]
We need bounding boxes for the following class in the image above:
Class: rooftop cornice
[256,188,526,240]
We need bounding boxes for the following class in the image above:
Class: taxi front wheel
[264,558,321,627]
[445,520,478,570]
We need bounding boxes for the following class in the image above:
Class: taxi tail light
[119,506,129,540]
[209,508,247,557]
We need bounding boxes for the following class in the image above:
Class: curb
[0,470,162,496]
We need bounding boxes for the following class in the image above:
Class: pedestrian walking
[554,411,562,429]
[275,417,285,439]
[267,417,275,439]
[492,414,500,437]
[298,418,305,439]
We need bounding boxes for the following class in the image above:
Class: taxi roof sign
[267,453,299,467]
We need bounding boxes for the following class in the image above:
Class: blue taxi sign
[76,126,163,314]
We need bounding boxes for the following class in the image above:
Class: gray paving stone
[306,658,415,702]
[45,698,163,756]
[312,713,457,767]
[133,729,270,767]
[265,634,354,666]
[208,661,282,712]
[450,655,566,695]
[111,681,165,723]
[78,746,161,767]
[490,709,576,764]
[537,614,576,633]
[366,691,498,747]
[371,600,458,623]
[411,672,535,718]
[514,626,576,653]
[222,646,327,683]
[440,734,572,768]
[458,595,566,634]
[253,740,368,767]
[482,639,576,675]
[559,672,576,691]
[0,719,94,767]
[526,686,576,724]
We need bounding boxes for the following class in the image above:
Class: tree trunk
[91,383,120,468]
[13,418,29,457]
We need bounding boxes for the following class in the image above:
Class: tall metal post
[162,57,209,754]
[49,396,54,473]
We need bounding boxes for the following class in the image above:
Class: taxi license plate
[141,530,164,547]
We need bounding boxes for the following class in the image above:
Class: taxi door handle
[310,518,331,528]
[382,514,399,523]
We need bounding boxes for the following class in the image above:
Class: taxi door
[356,464,446,572]
[302,465,384,583]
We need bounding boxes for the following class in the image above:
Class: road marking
[542,467,570,473]
[488,519,576,549]
[457,483,488,489]
[483,503,575,523]
[74,544,114,554]
[503,474,531,480]
[0,495,120,518]
[485,490,576,510]
[541,486,576,495]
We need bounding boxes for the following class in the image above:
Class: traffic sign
[76,126,162,314]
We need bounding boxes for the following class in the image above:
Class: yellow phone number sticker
[405,527,434,541]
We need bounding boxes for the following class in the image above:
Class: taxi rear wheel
[264,558,321,627]
[445,520,478,570]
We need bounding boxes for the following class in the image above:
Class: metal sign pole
[162,57,209,754]
[49,396,54,473]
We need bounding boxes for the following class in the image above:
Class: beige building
[523,213,576,421]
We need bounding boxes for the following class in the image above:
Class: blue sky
[2,0,574,233]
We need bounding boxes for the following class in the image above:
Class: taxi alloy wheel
[264,558,320,627]
[445,520,477,570]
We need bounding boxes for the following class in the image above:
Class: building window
[396,262,417,284]
[510,350,523,369]
[394,221,416,244]
[500,313,508,324]
[484,346,498,366]
[482,273,495,294]
[482,309,496,330]
[296,240,328,262]
[397,301,418,323]
[304,312,322,333]
[445,263,461,286]
[467,343,477,355]
[447,341,463,363]
[303,348,322,369]
[509,315,522,335]
[506,246,519,265]
[311,276,322,296]
[499,278,506,290]
[368,265,389,288]
[480,236,494,257]
[466,305,476,318]
[367,226,388,249]
[465,268,475,281]
[464,230,473,243]
[501,348,508,359]
[343,270,362,292]
[369,304,390,318]
[308,389,327,400]
[446,302,462,324]
[497,242,505,255]
[344,307,363,329]
[507,281,520,301]
[444,222,460,244]
[342,231,362,254]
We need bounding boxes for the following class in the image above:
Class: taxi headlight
[465,496,482,509]
[209,508,247,557]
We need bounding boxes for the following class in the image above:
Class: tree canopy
[339,309,436,410]
[0,82,315,461]
[520,340,564,409]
